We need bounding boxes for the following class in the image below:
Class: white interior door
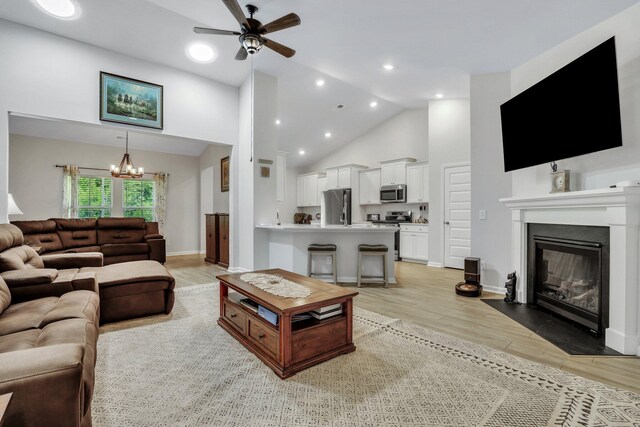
[443,164,471,269]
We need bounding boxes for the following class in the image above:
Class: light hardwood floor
[165,254,640,394]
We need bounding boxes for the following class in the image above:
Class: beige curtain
[62,165,80,218]
[153,172,168,234]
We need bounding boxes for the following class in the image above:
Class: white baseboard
[427,261,443,268]
[401,258,428,265]
[167,250,202,257]
[227,267,251,273]
[337,276,397,284]
[482,285,506,295]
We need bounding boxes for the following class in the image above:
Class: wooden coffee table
[216,269,358,379]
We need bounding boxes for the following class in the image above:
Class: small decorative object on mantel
[549,161,570,193]
[504,271,517,303]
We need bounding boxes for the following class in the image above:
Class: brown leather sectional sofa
[0,222,176,426]
[12,217,166,265]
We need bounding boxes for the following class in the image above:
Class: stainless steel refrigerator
[321,189,352,226]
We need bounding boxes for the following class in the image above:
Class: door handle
[444,221,450,225]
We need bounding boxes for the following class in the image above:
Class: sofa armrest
[144,233,163,240]
[0,345,89,427]
[0,269,58,287]
[42,252,104,269]
[147,238,166,264]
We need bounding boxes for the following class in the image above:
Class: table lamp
[8,194,23,215]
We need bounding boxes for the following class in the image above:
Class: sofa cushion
[1,269,58,287]
[97,229,147,245]
[81,260,173,288]
[0,277,10,316]
[58,229,98,249]
[0,291,98,338]
[11,220,64,253]
[0,224,24,253]
[54,218,97,231]
[47,246,102,255]
[100,243,149,257]
[97,217,146,230]
[0,245,44,272]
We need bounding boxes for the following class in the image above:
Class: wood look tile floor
[165,254,640,394]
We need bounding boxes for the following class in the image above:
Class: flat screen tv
[500,37,623,172]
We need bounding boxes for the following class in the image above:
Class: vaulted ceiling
[0,0,637,165]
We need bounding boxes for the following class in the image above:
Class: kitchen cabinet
[276,153,286,202]
[324,164,367,190]
[326,169,338,189]
[400,224,428,263]
[317,176,326,206]
[358,169,381,205]
[296,173,325,207]
[380,158,416,186]
[205,213,229,268]
[406,162,430,203]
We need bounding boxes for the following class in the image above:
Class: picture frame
[221,156,230,192]
[100,72,163,129]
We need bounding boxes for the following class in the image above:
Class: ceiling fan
[193,0,301,60]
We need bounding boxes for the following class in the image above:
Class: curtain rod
[54,165,168,176]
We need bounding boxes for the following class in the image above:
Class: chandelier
[110,131,143,179]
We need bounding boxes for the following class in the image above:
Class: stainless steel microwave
[380,184,407,203]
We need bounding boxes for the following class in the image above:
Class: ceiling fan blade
[193,27,241,36]
[259,13,301,34]
[263,38,296,58]
[235,46,248,61]
[222,0,250,29]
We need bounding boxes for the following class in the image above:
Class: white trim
[441,162,471,269]
[427,261,443,268]
[227,267,251,273]
[166,250,201,256]
[482,285,507,295]
[337,276,397,284]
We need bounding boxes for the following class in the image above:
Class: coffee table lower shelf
[217,270,358,379]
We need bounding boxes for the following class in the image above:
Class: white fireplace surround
[501,187,640,355]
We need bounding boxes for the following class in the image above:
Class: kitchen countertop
[256,223,398,232]
[399,222,429,226]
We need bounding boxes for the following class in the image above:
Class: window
[123,180,155,222]
[78,177,112,218]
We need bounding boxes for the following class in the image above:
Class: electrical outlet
[479,209,487,220]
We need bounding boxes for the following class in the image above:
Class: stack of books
[309,303,343,320]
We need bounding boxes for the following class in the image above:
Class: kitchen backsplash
[298,203,429,223]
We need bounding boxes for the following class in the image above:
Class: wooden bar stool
[307,244,338,284]
[357,244,388,288]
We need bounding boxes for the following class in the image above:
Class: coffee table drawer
[223,299,246,333]
[248,318,278,358]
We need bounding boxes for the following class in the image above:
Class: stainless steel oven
[380,184,407,204]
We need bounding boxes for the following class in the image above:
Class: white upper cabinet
[317,176,326,207]
[296,173,326,207]
[380,158,416,186]
[325,169,339,189]
[359,169,381,205]
[406,162,430,204]
[338,167,351,188]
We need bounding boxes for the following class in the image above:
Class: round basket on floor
[455,281,483,297]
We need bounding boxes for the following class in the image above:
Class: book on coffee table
[310,307,343,320]
[314,303,342,314]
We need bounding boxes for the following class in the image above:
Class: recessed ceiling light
[315,79,325,87]
[435,93,444,99]
[383,63,395,71]
[275,119,281,125]
[324,132,332,139]
[34,0,80,19]
[299,150,305,155]
[370,101,378,108]
[187,42,217,63]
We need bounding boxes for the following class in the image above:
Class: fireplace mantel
[500,187,640,355]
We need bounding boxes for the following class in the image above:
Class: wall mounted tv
[500,37,623,172]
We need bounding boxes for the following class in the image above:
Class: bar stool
[357,244,388,288]
[307,244,338,284]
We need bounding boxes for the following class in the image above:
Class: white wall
[0,19,239,222]
[303,109,429,173]
[427,99,471,267]
[9,134,200,254]
[510,3,640,196]
[470,73,512,291]
[275,160,300,225]
[198,143,232,252]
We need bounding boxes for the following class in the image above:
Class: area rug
[93,284,640,426]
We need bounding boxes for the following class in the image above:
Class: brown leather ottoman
[81,260,175,324]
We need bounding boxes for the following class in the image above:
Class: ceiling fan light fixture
[240,33,263,54]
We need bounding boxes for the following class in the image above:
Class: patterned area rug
[93,284,640,426]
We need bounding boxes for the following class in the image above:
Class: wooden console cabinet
[216,269,358,379]
[205,213,229,268]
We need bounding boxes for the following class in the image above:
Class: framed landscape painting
[100,72,163,129]
[221,156,230,192]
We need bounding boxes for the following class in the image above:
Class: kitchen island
[256,224,397,284]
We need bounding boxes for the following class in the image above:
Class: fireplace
[527,224,609,335]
